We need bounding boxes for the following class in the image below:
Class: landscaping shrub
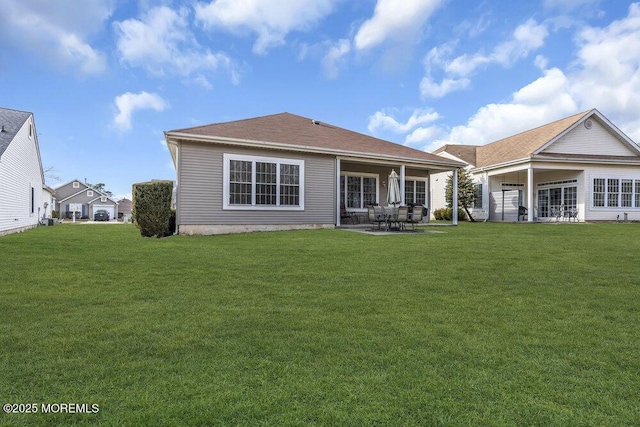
[131,180,174,237]
[51,210,58,219]
[433,207,467,221]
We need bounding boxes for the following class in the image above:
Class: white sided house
[0,107,49,235]
[165,112,465,235]
[432,109,640,222]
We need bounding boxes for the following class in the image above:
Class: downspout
[527,165,534,222]
[336,158,341,227]
[452,169,458,225]
[400,165,406,205]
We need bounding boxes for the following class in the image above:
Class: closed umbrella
[387,169,401,206]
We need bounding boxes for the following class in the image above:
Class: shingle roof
[433,110,597,168]
[167,112,462,167]
[0,107,32,158]
[433,144,477,165]
[475,110,593,167]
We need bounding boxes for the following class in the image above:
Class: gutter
[164,132,465,169]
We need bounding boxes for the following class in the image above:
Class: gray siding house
[165,112,464,235]
[54,180,119,220]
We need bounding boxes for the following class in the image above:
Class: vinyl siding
[0,117,44,234]
[584,165,640,221]
[543,120,638,156]
[177,142,336,226]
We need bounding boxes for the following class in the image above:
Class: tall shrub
[445,168,477,221]
[132,180,174,237]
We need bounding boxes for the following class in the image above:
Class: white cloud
[420,76,470,99]
[113,92,169,131]
[194,0,336,55]
[0,0,111,74]
[368,109,440,134]
[421,19,549,99]
[446,19,549,77]
[114,6,236,82]
[322,39,351,79]
[354,0,444,51]
[569,2,640,121]
[431,68,578,149]
[405,126,442,145]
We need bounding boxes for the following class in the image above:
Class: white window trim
[100,196,107,202]
[404,175,429,207]
[73,181,80,188]
[341,172,379,211]
[87,190,94,197]
[223,153,304,211]
[590,174,640,210]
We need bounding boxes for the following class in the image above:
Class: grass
[1,222,639,426]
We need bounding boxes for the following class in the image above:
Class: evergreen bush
[132,180,174,238]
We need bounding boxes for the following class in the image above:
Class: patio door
[537,184,577,218]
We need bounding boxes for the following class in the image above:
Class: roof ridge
[169,112,297,133]
[0,106,33,115]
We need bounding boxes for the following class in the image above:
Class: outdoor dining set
[367,205,424,231]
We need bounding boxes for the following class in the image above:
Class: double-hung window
[224,154,304,210]
[404,177,428,206]
[592,176,640,208]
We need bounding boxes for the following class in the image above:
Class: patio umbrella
[387,169,402,206]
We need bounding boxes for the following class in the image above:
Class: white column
[400,165,406,205]
[336,158,341,226]
[452,169,458,225]
[527,165,534,222]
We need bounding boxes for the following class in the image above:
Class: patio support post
[452,168,459,225]
[336,158,341,226]
[400,165,406,205]
[527,165,534,222]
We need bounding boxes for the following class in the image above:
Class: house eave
[164,132,465,170]
[471,154,640,173]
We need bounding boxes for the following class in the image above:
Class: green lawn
[1,222,639,426]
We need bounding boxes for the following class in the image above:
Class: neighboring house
[0,107,49,235]
[117,198,132,220]
[165,112,465,235]
[53,180,119,220]
[432,109,640,222]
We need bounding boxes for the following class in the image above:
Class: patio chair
[395,206,409,231]
[567,208,578,222]
[368,205,385,230]
[340,202,357,224]
[406,205,423,230]
[518,205,528,221]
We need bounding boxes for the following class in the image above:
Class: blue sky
[2,0,640,199]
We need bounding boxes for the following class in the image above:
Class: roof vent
[584,119,593,129]
[1,125,5,132]
[311,119,321,125]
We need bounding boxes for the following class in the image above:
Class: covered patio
[335,157,463,227]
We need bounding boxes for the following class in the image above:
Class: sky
[2,0,640,199]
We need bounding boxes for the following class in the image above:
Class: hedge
[131,180,174,237]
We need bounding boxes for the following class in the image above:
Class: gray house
[54,180,119,220]
[165,112,464,235]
